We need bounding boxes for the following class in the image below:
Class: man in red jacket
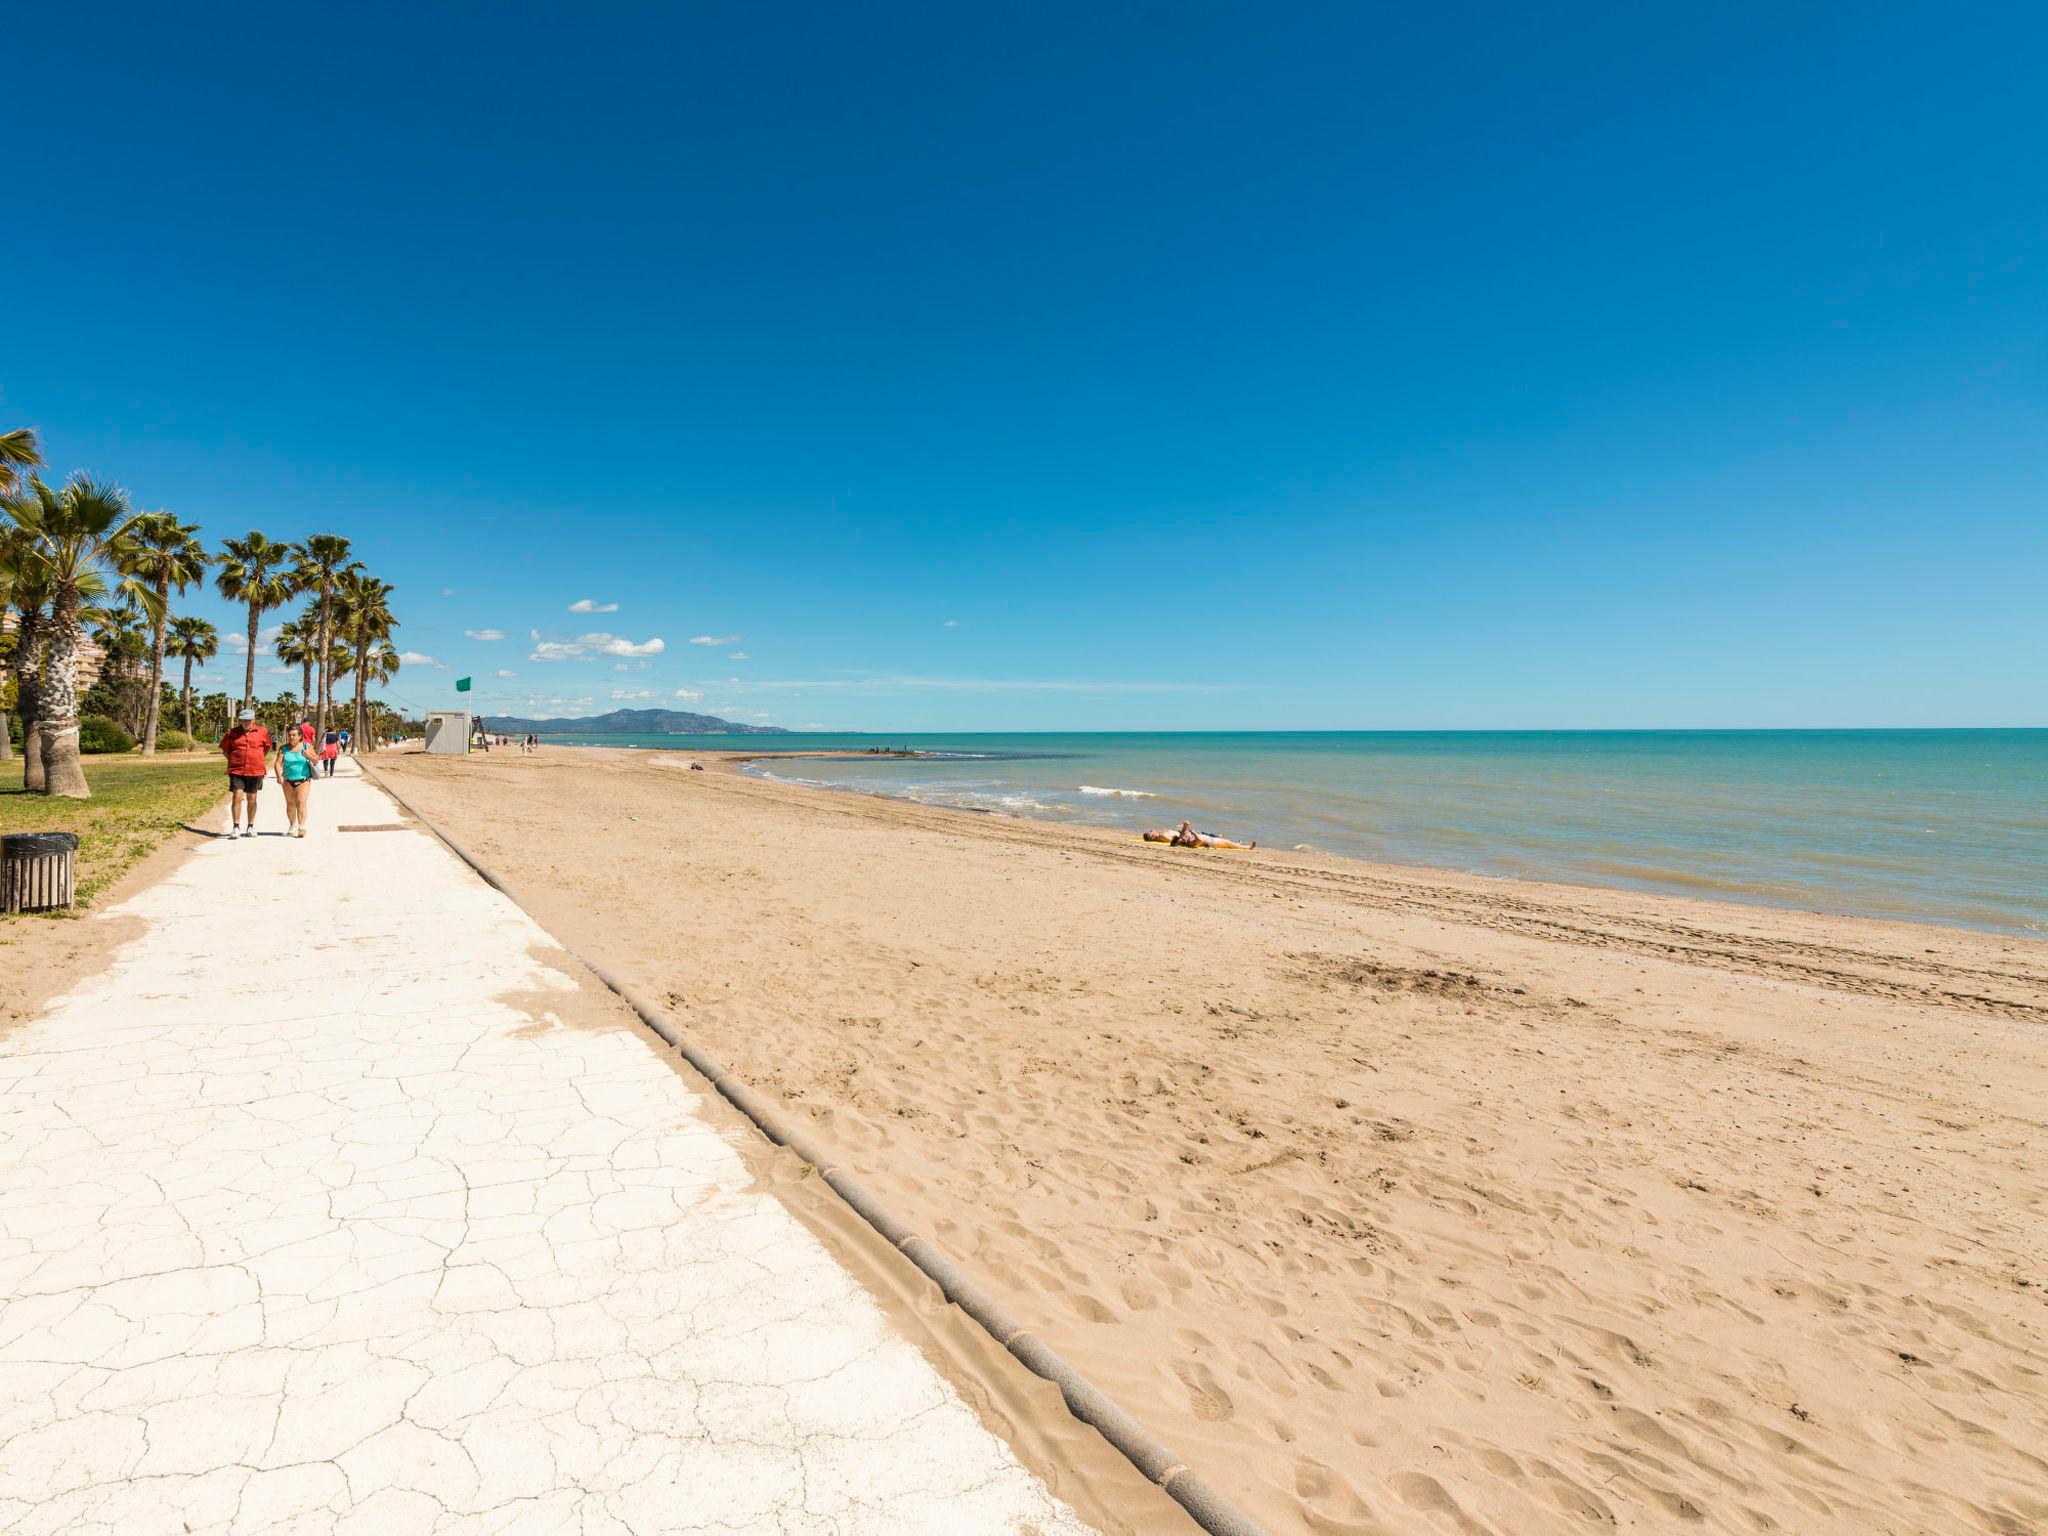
[219,709,274,838]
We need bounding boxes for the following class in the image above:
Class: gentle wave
[1079,785,1157,797]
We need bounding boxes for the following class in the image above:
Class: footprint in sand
[1067,1292,1117,1324]
[1170,1359,1234,1421]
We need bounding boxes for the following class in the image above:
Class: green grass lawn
[1,753,225,912]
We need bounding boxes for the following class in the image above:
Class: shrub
[79,716,137,754]
[155,730,195,752]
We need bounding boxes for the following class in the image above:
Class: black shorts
[228,773,264,793]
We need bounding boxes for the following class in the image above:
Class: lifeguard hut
[422,710,471,755]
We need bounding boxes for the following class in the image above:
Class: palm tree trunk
[18,612,46,793]
[242,605,259,708]
[301,654,314,716]
[314,586,331,739]
[181,654,196,737]
[124,656,147,738]
[39,591,89,798]
[141,578,170,753]
[353,630,371,754]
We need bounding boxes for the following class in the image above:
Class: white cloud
[492,669,518,678]
[529,629,540,641]
[225,623,285,654]
[464,628,505,641]
[728,651,750,660]
[613,662,629,672]
[605,639,666,656]
[944,619,959,627]
[528,632,665,662]
[673,689,703,702]
[441,587,456,596]
[398,651,445,668]
[689,634,739,646]
[610,688,655,701]
[569,599,619,614]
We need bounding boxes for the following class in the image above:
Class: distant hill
[473,707,791,736]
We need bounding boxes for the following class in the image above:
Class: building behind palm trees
[1,610,107,689]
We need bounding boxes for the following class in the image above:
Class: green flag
[455,676,472,693]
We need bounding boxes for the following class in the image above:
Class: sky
[4,1,2043,730]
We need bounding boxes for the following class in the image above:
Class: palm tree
[334,570,397,752]
[167,615,218,738]
[214,531,298,709]
[0,529,32,766]
[0,441,39,739]
[290,534,357,740]
[121,511,208,753]
[0,428,39,497]
[195,690,231,741]
[339,642,402,745]
[2,539,54,786]
[275,613,317,716]
[0,475,149,796]
[86,599,152,735]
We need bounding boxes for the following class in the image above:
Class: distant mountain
[473,707,791,736]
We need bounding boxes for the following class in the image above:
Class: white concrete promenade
[0,764,1098,1535]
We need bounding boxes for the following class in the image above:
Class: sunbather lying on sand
[1144,820,1256,850]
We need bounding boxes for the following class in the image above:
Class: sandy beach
[373,745,2048,1536]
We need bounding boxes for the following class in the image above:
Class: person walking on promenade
[275,728,317,837]
[220,709,273,838]
[319,729,342,778]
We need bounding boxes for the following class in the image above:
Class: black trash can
[2,831,79,914]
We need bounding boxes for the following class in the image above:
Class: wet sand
[375,745,2048,1536]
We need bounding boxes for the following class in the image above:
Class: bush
[155,730,195,752]
[79,716,137,754]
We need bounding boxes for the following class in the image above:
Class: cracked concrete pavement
[0,764,1103,1534]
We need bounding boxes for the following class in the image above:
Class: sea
[527,730,2048,938]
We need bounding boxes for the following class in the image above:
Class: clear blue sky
[6,2,2043,729]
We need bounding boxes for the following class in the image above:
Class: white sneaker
[223,820,235,837]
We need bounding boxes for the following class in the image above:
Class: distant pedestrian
[340,727,352,755]
[275,730,316,837]
[220,709,273,838]
[320,729,341,777]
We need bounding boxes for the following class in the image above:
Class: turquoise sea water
[530,730,2048,937]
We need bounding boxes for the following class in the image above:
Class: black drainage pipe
[360,760,1268,1536]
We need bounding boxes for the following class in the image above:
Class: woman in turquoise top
[274,736,316,837]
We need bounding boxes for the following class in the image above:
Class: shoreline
[374,744,2048,1534]
[508,729,2048,941]
[633,743,2042,950]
